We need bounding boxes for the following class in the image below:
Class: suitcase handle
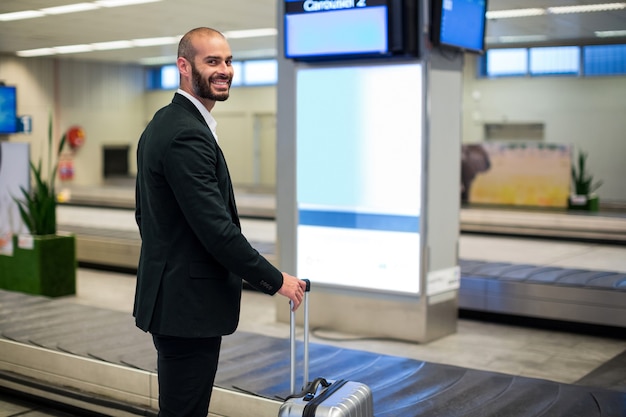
[290,278,311,396]
[284,377,331,401]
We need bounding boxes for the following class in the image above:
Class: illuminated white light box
[296,63,423,294]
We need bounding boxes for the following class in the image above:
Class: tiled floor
[2,232,626,416]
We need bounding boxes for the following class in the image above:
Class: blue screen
[0,86,17,134]
[439,0,486,52]
[285,6,388,59]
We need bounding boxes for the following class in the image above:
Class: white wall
[57,60,145,185]
[0,56,145,187]
[462,54,626,202]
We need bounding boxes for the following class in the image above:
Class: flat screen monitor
[0,86,17,134]
[284,0,417,61]
[431,0,487,53]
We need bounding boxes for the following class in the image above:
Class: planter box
[568,194,599,212]
[0,234,76,297]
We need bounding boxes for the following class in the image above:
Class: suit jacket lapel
[173,93,240,228]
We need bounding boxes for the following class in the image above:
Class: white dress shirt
[177,88,219,143]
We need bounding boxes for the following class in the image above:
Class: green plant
[14,113,66,235]
[571,149,602,196]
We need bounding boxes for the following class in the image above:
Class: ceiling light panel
[15,35,180,58]
[95,0,162,7]
[132,37,180,47]
[41,3,100,15]
[595,29,626,37]
[486,3,626,20]
[92,40,135,50]
[140,55,178,65]
[54,44,94,54]
[0,0,163,21]
[548,3,626,14]
[486,8,546,19]
[224,28,278,39]
[499,35,549,43]
[16,48,56,57]
[0,10,45,21]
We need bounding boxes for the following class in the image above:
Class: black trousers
[152,334,222,417]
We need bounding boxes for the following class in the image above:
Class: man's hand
[277,272,307,311]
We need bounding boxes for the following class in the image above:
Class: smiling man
[133,27,306,417]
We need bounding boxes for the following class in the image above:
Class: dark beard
[191,63,230,101]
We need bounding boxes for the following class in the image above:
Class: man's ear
[177,56,190,78]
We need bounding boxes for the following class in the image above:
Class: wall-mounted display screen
[284,0,417,61]
[296,63,423,294]
[431,0,487,53]
[0,86,17,134]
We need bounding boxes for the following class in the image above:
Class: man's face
[189,35,233,102]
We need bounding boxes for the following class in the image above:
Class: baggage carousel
[58,183,626,242]
[56,203,626,330]
[1,289,626,417]
[3,187,625,415]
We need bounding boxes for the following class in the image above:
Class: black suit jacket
[134,93,283,338]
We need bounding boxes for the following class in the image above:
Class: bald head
[178,27,226,62]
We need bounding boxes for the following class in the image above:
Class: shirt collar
[177,88,218,142]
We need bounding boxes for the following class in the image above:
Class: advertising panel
[296,63,423,294]
[462,142,572,208]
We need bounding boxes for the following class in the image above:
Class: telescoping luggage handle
[290,278,311,396]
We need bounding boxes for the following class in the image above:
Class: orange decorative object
[67,126,85,150]
[58,159,74,181]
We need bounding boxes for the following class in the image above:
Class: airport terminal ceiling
[0,0,624,65]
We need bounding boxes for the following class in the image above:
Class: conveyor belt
[1,289,625,416]
[459,259,626,328]
[460,207,626,243]
[59,223,276,270]
[58,184,626,242]
[57,221,626,330]
[59,185,275,219]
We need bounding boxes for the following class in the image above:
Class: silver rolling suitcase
[278,279,374,417]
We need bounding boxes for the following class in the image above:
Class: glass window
[530,46,580,75]
[231,61,243,87]
[242,60,278,85]
[584,44,626,76]
[146,67,161,90]
[486,48,527,76]
[161,65,179,89]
